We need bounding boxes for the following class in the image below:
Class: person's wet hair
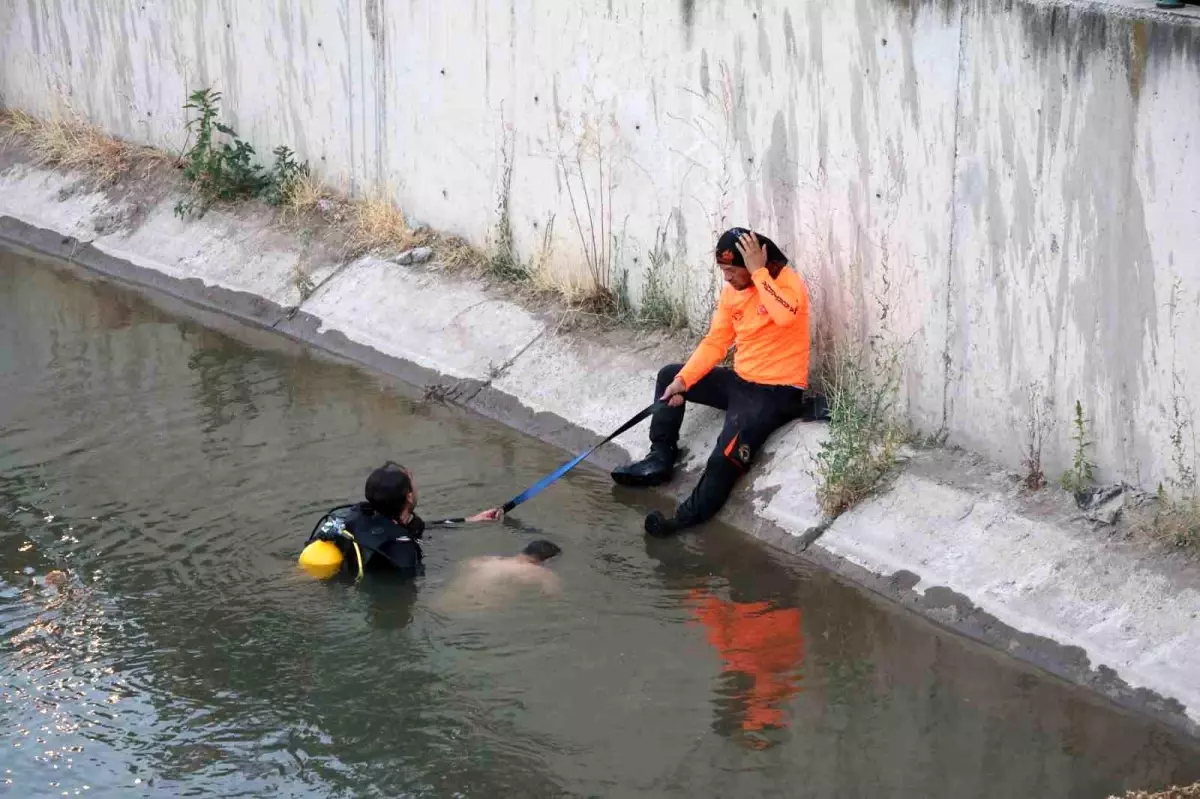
[365,461,412,519]
[522,539,562,563]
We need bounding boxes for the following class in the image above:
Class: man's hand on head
[735,231,768,275]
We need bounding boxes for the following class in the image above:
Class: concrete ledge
[1,160,1197,737]
[824,462,1200,728]
[304,255,546,382]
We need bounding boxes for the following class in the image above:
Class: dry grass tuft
[1149,494,1200,553]
[430,232,487,270]
[279,170,333,219]
[1,109,167,185]
[341,194,420,256]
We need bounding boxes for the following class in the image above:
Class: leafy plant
[175,88,308,218]
[1060,400,1096,494]
[262,145,310,207]
[815,339,906,516]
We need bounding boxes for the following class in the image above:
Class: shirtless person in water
[436,540,562,611]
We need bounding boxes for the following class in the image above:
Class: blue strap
[501,400,666,513]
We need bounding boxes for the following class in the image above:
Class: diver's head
[365,461,417,521]
[521,539,562,564]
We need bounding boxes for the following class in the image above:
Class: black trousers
[652,364,805,527]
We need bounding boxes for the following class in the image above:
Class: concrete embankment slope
[1,159,1198,735]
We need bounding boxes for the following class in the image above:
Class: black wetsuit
[312,503,464,579]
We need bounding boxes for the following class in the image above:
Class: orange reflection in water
[687,589,805,733]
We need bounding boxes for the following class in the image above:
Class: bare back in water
[434,556,562,612]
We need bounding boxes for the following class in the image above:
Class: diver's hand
[660,376,687,408]
[467,508,504,523]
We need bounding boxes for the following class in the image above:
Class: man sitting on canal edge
[299,461,503,580]
[612,228,812,537]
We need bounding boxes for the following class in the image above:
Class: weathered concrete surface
[3,0,1199,493]
[824,459,1200,729]
[1,159,1197,736]
[304,256,545,382]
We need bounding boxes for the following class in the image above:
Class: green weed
[1060,400,1096,495]
[175,88,308,218]
[814,339,906,517]
[638,228,688,329]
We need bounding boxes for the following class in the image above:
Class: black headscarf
[715,227,789,275]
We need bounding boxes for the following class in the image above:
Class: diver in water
[299,461,503,580]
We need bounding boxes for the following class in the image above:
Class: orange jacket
[678,266,810,390]
[688,590,805,731]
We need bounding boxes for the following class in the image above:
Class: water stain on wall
[680,0,696,47]
[757,10,772,77]
[766,110,797,252]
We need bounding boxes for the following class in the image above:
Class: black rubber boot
[611,445,678,488]
[644,511,682,538]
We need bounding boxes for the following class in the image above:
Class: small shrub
[176,88,308,218]
[1060,400,1096,495]
[262,145,310,207]
[815,339,905,516]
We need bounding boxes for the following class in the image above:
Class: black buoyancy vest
[316,503,425,577]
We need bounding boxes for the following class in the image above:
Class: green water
[1,247,1197,798]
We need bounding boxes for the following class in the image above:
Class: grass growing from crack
[814,339,906,517]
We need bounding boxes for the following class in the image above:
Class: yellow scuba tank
[298,539,344,579]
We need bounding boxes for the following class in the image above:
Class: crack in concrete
[459,327,547,404]
[271,257,358,328]
[448,297,497,324]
